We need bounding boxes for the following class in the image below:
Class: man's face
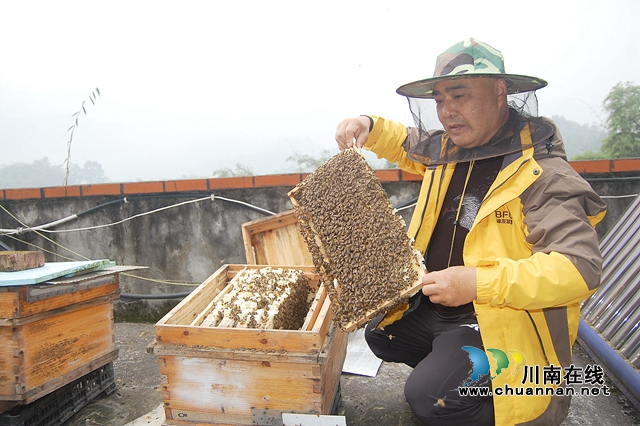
[432,77,508,148]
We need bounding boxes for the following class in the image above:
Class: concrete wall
[1,167,638,321]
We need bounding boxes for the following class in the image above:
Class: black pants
[364,297,495,426]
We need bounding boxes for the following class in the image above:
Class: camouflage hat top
[396,38,547,98]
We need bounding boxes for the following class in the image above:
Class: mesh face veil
[407,88,540,133]
[402,89,552,166]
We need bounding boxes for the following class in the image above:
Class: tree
[67,160,108,185]
[600,82,640,158]
[0,158,64,189]
[212,163,254,177]
[286,150,332,172]
[0,158,107,189]
[64,88,100,185]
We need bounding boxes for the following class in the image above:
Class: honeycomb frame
[288,149,425,332]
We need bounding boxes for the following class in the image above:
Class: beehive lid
[0,259,114,286]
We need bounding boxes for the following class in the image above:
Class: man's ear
[495,78,509,106]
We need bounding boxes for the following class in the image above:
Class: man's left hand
[422,266,477,307]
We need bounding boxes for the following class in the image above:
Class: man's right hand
[335,116,371,151]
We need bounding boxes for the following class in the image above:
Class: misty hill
[551,115,607,160]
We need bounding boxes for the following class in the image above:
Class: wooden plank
[0,290,18,319]
[0,326,17,397]
[158,267,231,326]
[320,324,348,411]
[155,324,323,354]
[152,343,325,364]
[302,284,327,331]
[241,210,299,239]
[15,279,119,319]
[0,293,119,327]
[0,260,112,286]
[159,356,322,418]
[18,301,117,396]
[241,210,313,266]
[0,251,44,272]
[20,349,118,404]
[341,280,424,333]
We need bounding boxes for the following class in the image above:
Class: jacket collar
[404,109,556,166]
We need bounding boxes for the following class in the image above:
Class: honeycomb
[203,267,312,330]
[288,149,425,332]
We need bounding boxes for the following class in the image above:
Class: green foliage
[0,157,107,189]
[600,82,640,159]
[212,163,254,177]
[572,150,606,161]
[286,149,332,172]
[64,88,101,185]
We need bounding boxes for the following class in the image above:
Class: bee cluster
[203,267,312,330]
[289,149,424,332]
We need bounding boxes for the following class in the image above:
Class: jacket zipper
[526,311,551,365]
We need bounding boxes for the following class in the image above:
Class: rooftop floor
[61,322,640,426]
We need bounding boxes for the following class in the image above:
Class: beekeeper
[335,38,607,426]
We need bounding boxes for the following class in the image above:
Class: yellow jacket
[365,115,607,425]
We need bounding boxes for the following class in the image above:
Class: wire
[396,202,417,212]
[214,195,276,216]
[0,204,89,261]
[0,194,275,235]
[120,272,200,287]
[0,193,275,295]
[120,292,193,300]
[600,194,639,199]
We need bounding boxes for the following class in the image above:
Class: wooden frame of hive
[152,264,347,425]
[241,210,313,266]
[288,149,425,332]
[0,270,120,410]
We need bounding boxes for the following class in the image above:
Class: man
[335,38,607,426]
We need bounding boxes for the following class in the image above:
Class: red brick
[611,159,640,172]
[3,188,42,200]
[569,160,611,174]
[122,182,165,195]
[81,183,122,197]
[44,186,82,198]
[400,170,423,181]
[164,179,208,193]
[208,177,253,190]
[254,174,302,188]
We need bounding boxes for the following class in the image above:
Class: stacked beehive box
[0,268,120,412]
[153,264,346,425]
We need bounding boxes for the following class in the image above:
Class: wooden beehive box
[152,264,347,426]
[0,268,121,407]
[241,210,313,266]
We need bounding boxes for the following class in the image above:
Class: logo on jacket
[495,209,513,225]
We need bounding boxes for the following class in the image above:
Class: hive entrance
[289,149,425,332]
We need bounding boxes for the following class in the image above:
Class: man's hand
[422,266,477,307]
[335,116,371,150]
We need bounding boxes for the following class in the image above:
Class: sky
[0,0,639,183]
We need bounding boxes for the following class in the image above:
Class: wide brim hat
[396,38,548,98]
